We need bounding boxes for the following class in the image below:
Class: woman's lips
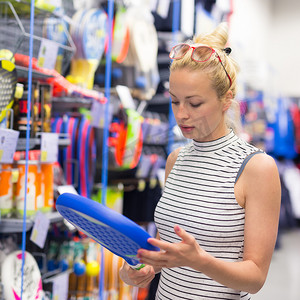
[180,125,194,133]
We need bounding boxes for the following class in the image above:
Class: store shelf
[15,65,54,79]
[16,137,40,151]
[16,133,70,151]
[0,218,33,233]
[52,97,93,110]
[0,211,63,233]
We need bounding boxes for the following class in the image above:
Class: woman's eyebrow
[169,91,176,97]
[169,91,204,101]
[185,95,203,100]
[169,91,202,99]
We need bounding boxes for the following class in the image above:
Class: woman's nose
[175,104,189,120]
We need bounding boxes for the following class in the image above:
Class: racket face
[56,193,159,266]
[0,59,17,122]
[45,17,68,55]
[82,9,107,60]
[58,206,141,265]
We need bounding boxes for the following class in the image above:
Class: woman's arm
[199,153,281,293]
[137,153,281,294]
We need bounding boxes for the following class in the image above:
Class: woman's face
[169,68,229,142]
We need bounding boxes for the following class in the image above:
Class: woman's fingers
[119,261,155,287]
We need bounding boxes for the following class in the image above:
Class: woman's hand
[137,225,207,269]
[119,261,156,288]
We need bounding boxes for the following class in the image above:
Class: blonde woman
[120,23,281,300]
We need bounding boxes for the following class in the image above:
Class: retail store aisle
[252,228,300,300]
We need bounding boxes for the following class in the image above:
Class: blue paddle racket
[56,193,159,269]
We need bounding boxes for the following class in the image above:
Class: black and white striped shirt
[154,130,261,300]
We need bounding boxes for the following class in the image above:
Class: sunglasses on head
[169,43,232,88]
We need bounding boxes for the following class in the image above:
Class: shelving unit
[0,1,76,72]
[0,1,177,299]
[0,212,63,233]
[16,133,70,151]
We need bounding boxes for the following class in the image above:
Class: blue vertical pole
[100,0,114,298]
[101,1,114,206]
[20,0,35,299]
[168,0,180,154]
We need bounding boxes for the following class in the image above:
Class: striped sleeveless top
[154,130,262,300]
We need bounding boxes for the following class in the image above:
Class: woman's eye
[171,101,179,105]
[190,103,202,107]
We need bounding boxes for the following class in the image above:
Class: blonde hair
[169,22,241,133]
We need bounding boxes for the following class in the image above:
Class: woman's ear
[222,90,233,112]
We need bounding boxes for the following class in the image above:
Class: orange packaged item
[0,164,14,216]
[15,160,42,217]
[41,163,54,212]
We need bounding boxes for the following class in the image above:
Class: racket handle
[128,263,145,270]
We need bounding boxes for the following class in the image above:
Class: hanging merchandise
[69,8,108,89]
[268,98,297,159]
[122,109,143,169]
[62,116,79,186]
[117,4,160,100]
[77,117,96,198]
[51,115,96,198]
[14,81,40,138]
[0,58,17,123]
[43,17,70,74]
[51,116,64,164]
[142,112,169,145]
[39,83,52,132]
[111,5,130,64]
[108,115,127,168]
[108,107,143,170]
[290,102,300,154]
[14,53,105,101]
[1,250,43,300]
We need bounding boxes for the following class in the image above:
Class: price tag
[0,128,19,163]
[91,100,113,128]
[37,39,59,70]
[116,85,136,110]
[40,132,59,163]
[52,272,69,300]
[30,211,50,249]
